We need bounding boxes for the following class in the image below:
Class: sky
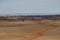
[0,0,60,15]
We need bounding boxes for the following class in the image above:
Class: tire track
[24,24,58,40]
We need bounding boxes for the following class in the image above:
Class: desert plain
[0,20,60,40]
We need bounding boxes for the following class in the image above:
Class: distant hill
[0,15,60,21]
[21,15,60,18]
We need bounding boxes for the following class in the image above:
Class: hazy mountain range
[0,13,60,16]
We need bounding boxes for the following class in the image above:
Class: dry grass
[0,20,60,40]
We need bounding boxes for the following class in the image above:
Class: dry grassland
[0,20,60,40]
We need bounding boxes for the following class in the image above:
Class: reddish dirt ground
[0,20,60,40]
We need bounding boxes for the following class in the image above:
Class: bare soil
[0,20,60,40]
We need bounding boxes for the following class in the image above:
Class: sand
[0,20,60,40]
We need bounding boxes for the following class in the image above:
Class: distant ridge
[0,13,60,16]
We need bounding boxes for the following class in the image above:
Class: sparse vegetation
[0,15,60,40]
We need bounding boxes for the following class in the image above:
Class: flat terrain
[0,20,60,40]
